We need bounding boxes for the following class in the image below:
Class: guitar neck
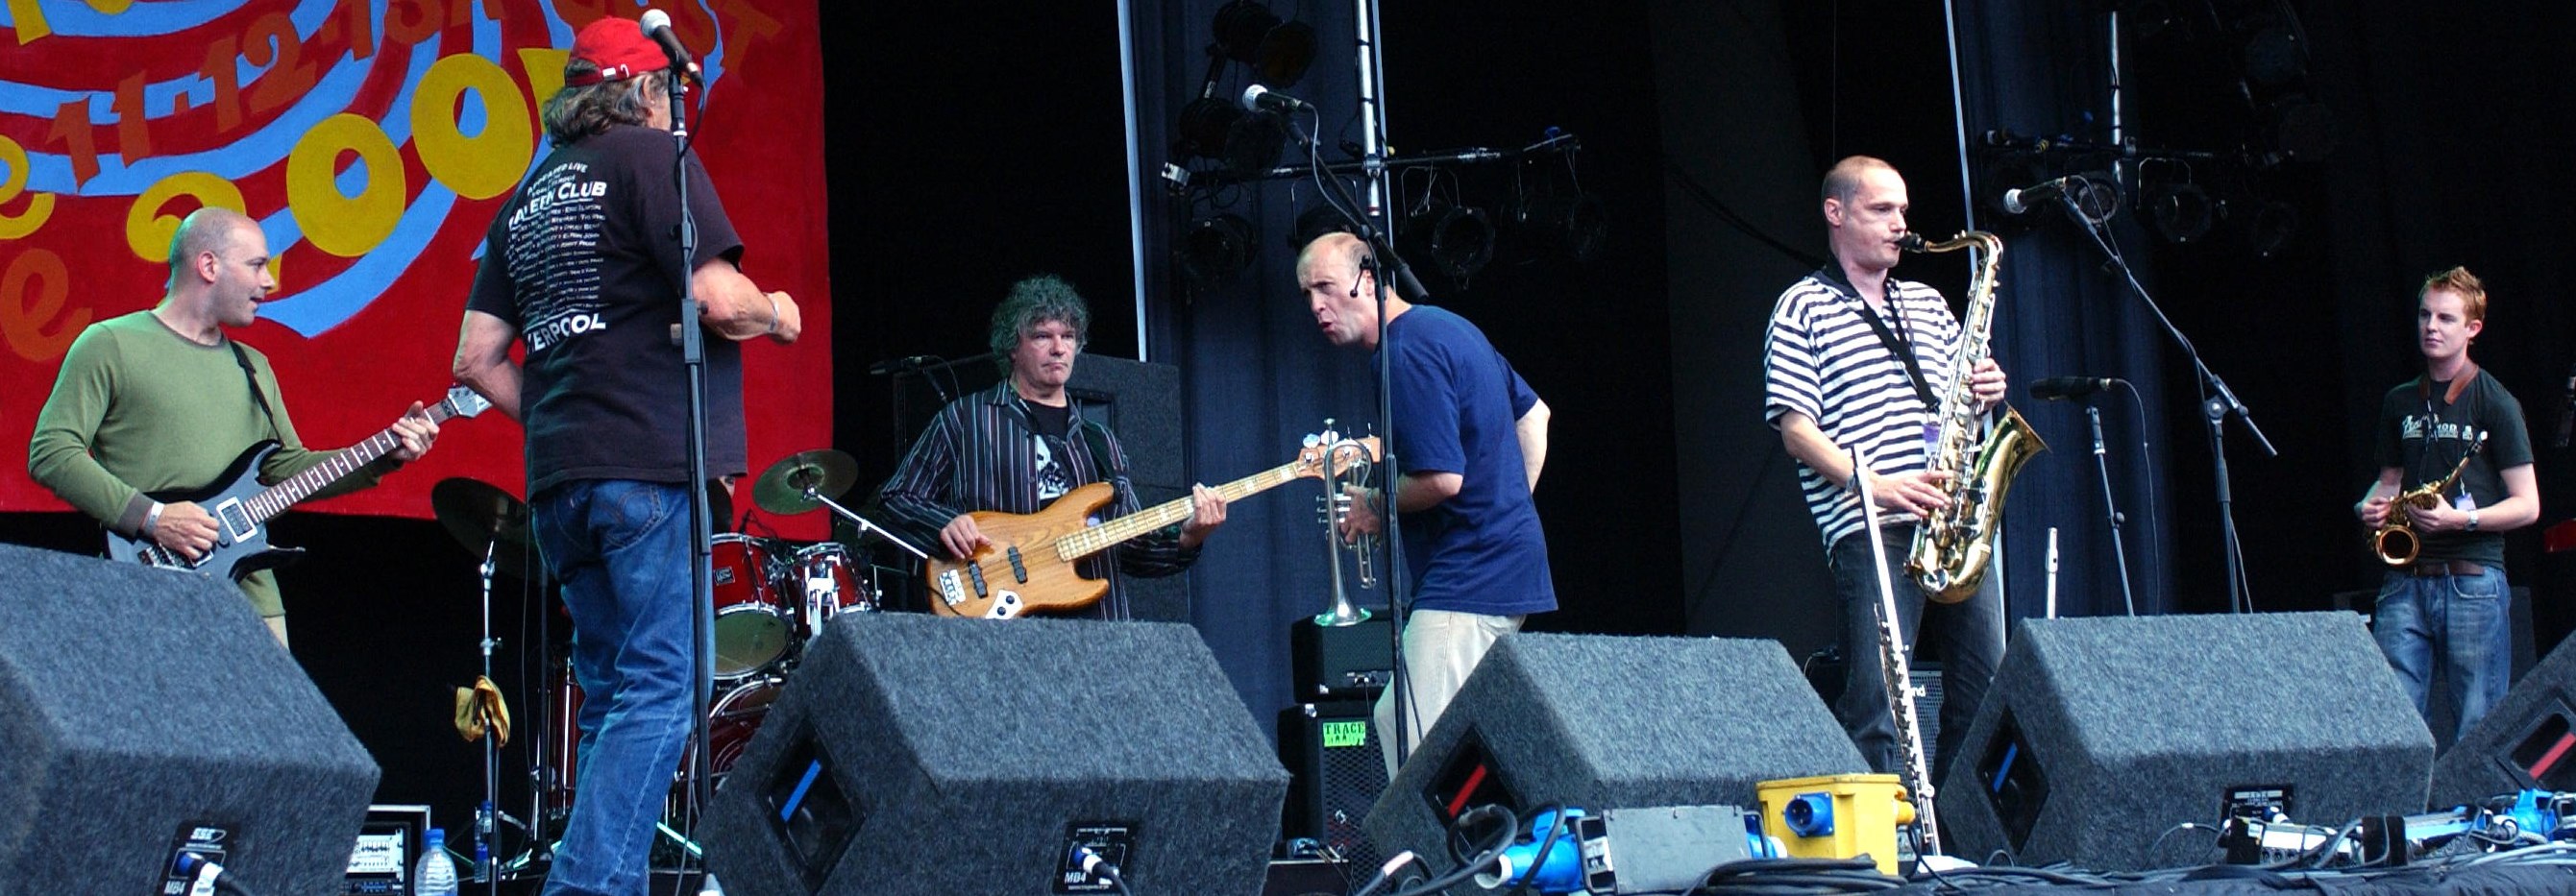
[246,403,454,524]
[1052,459,1310,561]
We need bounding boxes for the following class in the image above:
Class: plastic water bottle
[416,828,459,896]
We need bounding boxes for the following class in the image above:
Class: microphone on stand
[867,355,938,376]
[2000,176,2092,215]
[2029,375,2123,401]
[638,9,702,84]
[1240,84,1311,113]
[2554,362,2575,448]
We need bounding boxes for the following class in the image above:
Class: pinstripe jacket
[874,381,1198,619]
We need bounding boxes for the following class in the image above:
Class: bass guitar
[926,434,1379,618]
[108,385,495,581]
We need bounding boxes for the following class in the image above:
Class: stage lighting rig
[1211,0,1315,88]
[1179,213,1256,288]
[1398,199,1496,287]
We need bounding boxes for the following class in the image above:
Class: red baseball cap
[566,15,667,86]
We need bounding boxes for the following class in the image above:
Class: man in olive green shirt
[28,207,438,646]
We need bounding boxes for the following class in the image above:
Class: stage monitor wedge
[2432,630,2576,807]
[1936,612,2434,871]
[1362,633,1866,877]
[702,612,1288,895]
[0,544,380,896]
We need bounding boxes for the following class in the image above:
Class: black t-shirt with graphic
[2373,369,2532,568]
[467,125,748,496]
[1022,400,1075,502]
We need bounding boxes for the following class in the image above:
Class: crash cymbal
[432,477,537,579]
[752,448,857,515]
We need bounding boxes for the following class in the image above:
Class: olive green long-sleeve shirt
[29,310,393,616]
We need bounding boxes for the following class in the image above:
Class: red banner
[0,0,832,537]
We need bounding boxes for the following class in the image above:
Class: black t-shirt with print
[2373,369,2532,568]
[467,125,748,496]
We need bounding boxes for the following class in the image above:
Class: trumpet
[1313,422,1378,626]
[2371,432,2486,567]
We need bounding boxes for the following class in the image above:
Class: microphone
[2029,375,2122,401]
[2001,176,2089,215]
[637,10,702,83]
[867,354,937,376]
[1239,84,1310,113]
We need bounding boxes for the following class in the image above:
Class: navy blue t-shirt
[1379,305,1556,617]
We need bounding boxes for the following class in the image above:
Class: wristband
[2467,508,2481,532]
[145,501,165,536]
[763,293,781,335]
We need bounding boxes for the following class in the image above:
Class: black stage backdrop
[0,0,2569,855]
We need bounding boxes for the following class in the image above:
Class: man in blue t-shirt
[1296,232,1555,777]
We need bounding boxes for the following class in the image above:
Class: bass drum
[675,675,785,814]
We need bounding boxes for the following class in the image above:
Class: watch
[2466,508,2481,532]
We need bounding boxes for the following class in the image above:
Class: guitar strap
[227,342,282,440]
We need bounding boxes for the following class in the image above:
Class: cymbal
[752,449,857,515]
[432,477,537,579]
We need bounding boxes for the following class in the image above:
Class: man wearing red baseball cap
[454,13,800,895]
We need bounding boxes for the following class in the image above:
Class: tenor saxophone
[1901,232,2048,603]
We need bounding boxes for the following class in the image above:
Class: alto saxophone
[1901,232,2048,603]
[2372,432,2486,567]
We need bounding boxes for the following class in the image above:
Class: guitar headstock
[1293,433,1381,480]
[442,384,496,420]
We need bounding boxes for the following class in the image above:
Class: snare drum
[793,543,875,636]
[711,534,793,680]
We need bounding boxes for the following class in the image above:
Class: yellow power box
[1754,773,1914,875]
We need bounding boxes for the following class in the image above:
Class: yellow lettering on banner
[518,47,569,109]
[1,250,87,363]
[286,114,405,257]
[414,53,532,200]
[0,134,57,240]
[83,0,134,13]
[125,173,247,263]
[7,0,49,44]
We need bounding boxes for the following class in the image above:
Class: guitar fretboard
[241,404,456,525]
[1050,460,1310,562]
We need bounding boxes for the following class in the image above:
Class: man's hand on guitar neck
[387,401,441,463]
[145,500,220,561]
[1178,484,1228,549]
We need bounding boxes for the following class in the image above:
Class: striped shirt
[874,381,1199,619]
[1763,268,1966,549]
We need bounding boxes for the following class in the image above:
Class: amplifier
[1279,701,1388,870]
[343,805,430,895]
[1291,616,1393,701]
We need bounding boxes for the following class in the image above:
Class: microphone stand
[1282,106,1431,765]
[2067,205,2273,614]
[664,72,718,860]
[2084,403,2138,616]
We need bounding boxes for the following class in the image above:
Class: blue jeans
[2372,563,2511,743]
[1828,525,2003,785]
[532,480,698,896]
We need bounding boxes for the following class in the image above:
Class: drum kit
[431,448,929,884]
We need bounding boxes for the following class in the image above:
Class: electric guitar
[108,385,495,581]
[925,434,1380,618]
